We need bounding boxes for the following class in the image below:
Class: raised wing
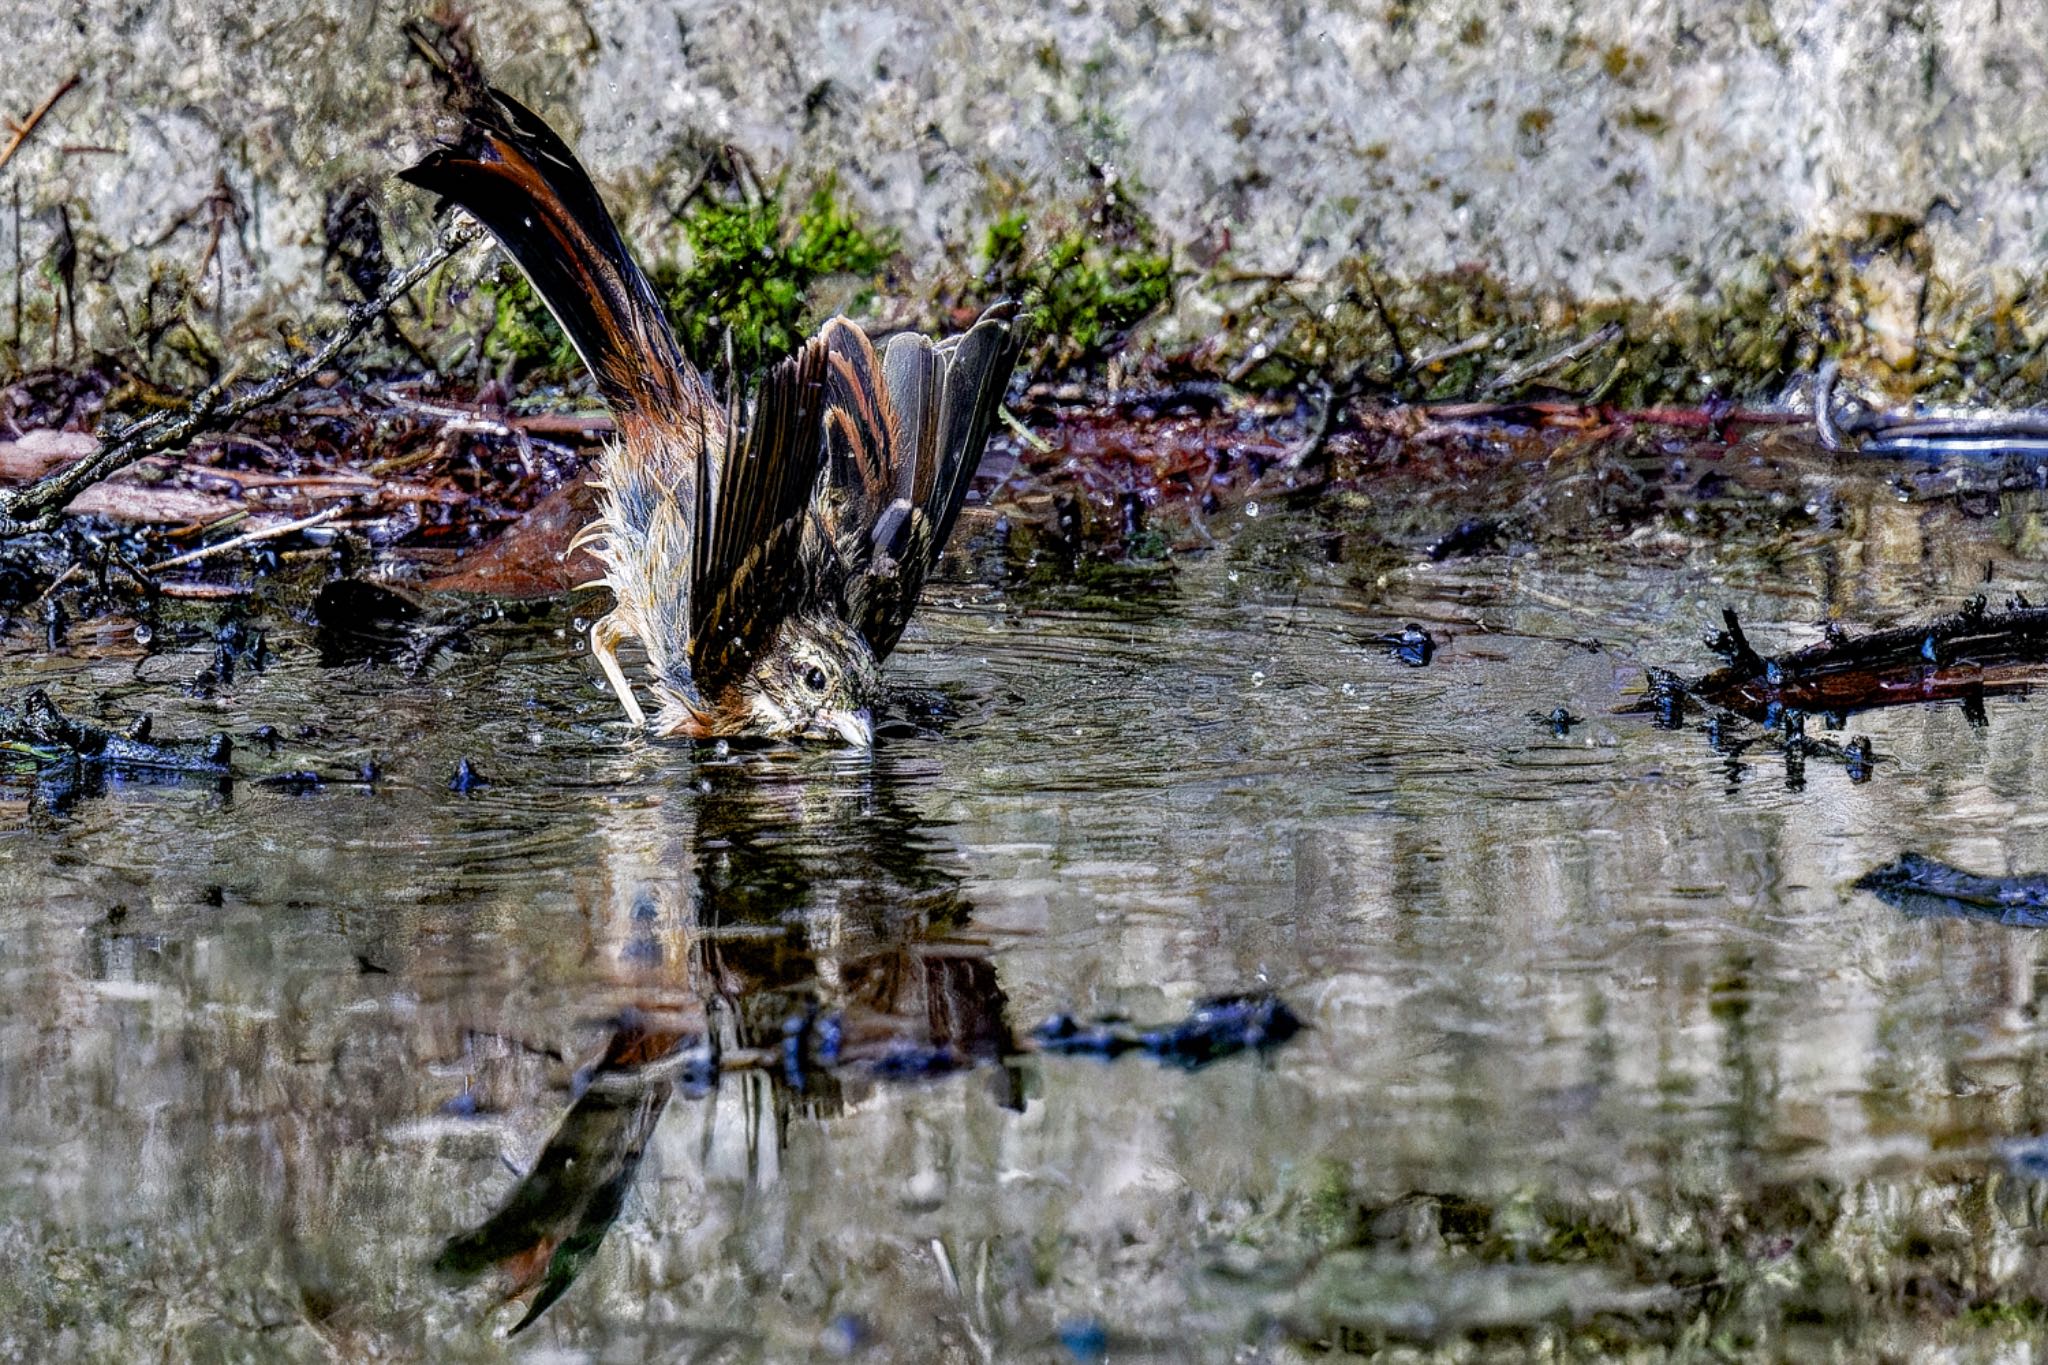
[687,337,830,692]
[818,303,1023,658]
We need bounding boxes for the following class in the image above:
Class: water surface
[8,437,2048,1359]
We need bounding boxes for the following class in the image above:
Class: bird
[398,75,1021,746]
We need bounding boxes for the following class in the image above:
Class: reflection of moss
[1233,1163,2048,1359]
[1960,1299,2048,1333]
[980,183,1174,373]
[657,181,894,364]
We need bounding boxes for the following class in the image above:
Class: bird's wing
[818,303,1024,659]
[687,337,830,693]
[817,317,900,544]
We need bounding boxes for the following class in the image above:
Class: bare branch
[0,220,481,537]
[1482,322,1623,396]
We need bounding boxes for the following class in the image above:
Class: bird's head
[721,611,882,746]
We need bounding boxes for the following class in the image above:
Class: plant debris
[433,988,1303,1333]
[1645,600,2048,724]
[0,688,230,776]
[1857,853,2048,927]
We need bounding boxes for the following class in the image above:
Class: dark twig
[1284,357,1367,472]
[9,184,18,364]
[1356,266,1407,378]
[668,156,717,218]
[0,221,481,537]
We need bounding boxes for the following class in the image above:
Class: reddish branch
[0,73,81,176]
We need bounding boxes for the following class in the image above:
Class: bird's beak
[818,707,873,748]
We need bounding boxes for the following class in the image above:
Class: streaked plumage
[399,75,1020,745]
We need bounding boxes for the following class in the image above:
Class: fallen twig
[1408,331,1497,372]
[1811,360,2048,457]
[1417,399,1803,430]
[143,503,346,572]
[0,73,81,177]
[0,220,481,538]
[999,405,1052,454]
[1482,322,1624,396]
[1285,357,1368,471]
[1813,359,1846,451]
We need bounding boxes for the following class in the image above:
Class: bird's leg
[589,611,648,728]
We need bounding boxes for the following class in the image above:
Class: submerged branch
[0,220,481,539]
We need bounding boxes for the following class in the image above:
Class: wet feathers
[400,80,1021,741]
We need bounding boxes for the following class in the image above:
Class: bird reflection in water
[432,748,1017,1333]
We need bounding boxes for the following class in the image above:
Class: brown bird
[399,81,1020,745]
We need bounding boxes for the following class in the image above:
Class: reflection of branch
[0,221,480,538]
[436,1066,675,1336]
[436,991,1301,1333]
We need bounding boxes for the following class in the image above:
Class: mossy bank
[4,2,2048,409]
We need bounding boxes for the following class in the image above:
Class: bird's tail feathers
[399,57,707,419]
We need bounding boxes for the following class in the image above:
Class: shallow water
[11,436,2048,1359]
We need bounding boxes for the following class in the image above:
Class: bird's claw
[589,612,647,728]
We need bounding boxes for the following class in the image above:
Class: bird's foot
[589,612,648,728]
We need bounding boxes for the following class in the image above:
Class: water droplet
[133,622,154,646]
[1246,502,1260,518]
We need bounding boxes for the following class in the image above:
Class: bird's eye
[802,665,828,693]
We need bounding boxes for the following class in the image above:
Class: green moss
[979,185,1175,373]
[477,264,581,376]
[475,179,894,383]
[1959,1298,2048,1333]
[657,179,895,365]
[1213,217,2048,408]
